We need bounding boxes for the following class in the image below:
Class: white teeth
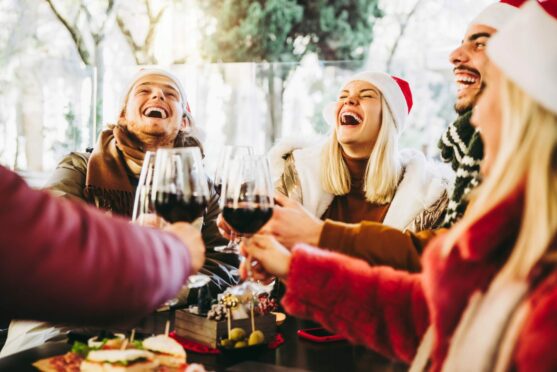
[144,107,168,119]
[456,77,478,84]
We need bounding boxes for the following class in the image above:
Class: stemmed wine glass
[220,155,274,340]
[149,147,212,306]
[220,155,274,283]
[213,145,255,253]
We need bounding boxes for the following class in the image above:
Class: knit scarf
[84,124,203,217]
[438,110,484,227]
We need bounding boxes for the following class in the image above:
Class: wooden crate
[175,310,276,348]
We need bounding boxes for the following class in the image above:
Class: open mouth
[339,111,363,126]
[143,107,168,119]
[454,68,480,92]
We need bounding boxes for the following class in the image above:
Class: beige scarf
[84,124,203,217]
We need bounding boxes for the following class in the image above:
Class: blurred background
[0,0,492,184]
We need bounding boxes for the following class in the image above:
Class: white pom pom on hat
[487,0,557,114]
[322,71,413,132]
[471,0,525,29]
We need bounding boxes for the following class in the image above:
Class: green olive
[248,330,265,345]
[229,327,246,341]
[234,341,248,348]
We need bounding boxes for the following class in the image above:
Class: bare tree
[43,0,118,139]
[386,0,425,71]
[116,0,187,65]
[116,0,165,65]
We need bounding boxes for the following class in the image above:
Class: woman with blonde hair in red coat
[241,1,557,370]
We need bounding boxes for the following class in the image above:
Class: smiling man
[438,0,523,226]
[0,68,239,357]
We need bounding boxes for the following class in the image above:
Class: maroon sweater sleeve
[282,244,430,363]
[0,166,192,325]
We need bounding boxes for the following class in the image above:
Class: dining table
[0,310,408,372]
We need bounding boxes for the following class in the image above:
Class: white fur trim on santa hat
[488,1,557,114]
[471,1,521,29]
[322,71,411,132]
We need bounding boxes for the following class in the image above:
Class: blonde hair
[443,76,557,287]
[321,97,402,204]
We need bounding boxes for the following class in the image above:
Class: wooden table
[0,315,408,372]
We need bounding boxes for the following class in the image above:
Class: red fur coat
[282,188,557,371]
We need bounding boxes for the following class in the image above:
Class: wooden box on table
[174,310,276,348]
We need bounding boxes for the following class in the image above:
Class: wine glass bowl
[221,155,274,239]
[152,147,210,224]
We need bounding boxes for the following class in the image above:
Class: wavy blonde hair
[321,97,402,204]
[443,75,557,287]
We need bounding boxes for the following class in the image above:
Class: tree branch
[44,0,91,65]
[386,0,424,71]
[116,14,142,64]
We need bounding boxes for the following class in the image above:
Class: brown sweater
[319,219,447,272]
[321,153,389,223]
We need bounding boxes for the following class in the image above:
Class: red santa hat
[471,0,525,29]
[323,71,413,131]
[487,0,557,114]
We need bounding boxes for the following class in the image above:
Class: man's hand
[260,193,324,249]
[164,222,205,272]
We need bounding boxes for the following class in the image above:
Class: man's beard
[454,82,485,115]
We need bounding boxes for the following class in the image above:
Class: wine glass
[221,155,274,282]
[213,145,254,253]
[132,151,162,227]
[151,147,212,308]
[220,155,274,339]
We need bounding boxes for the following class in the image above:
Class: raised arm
[282,244,430,363]
[0,165,193,325]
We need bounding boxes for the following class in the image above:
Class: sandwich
[142,335,187,369]
[80,349,159,371]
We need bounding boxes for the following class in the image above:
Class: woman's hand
[164,222,205,273]
[240,235,292,281]
[260,193,324,249]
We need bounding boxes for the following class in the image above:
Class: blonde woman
[242,1,557,370]
[269,72,451,233]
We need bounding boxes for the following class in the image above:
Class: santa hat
[471,0,524,29]
[323,71,413,131]
[487,0,557,114]
[120,67,195,127]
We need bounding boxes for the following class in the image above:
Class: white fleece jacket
[268,137,454,231]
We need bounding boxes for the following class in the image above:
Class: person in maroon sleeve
[0,165,204,327]
[241,1,557,371]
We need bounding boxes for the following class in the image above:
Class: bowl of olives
[217,327,268,358]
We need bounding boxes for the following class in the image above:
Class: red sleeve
[0,166,192,325]
[282,244,430,363]
[513,273,557,371]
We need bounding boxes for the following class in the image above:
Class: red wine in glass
[154,192,208,223]
[222,197,273,235]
